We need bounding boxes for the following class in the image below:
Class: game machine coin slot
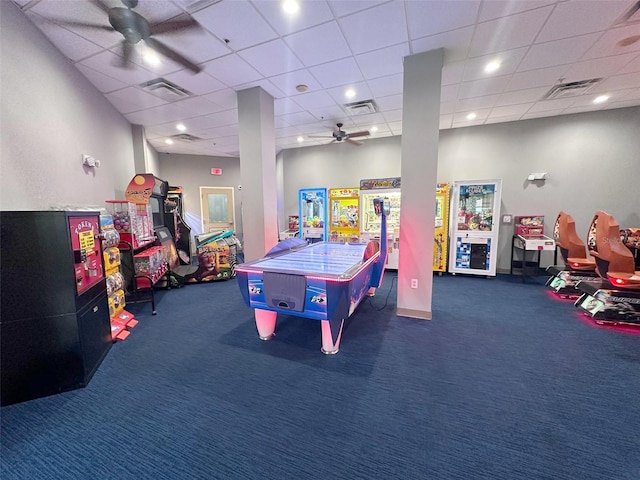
[299,188,327,243]
[448,180,502,277]
[359,177,401,269]
[433,183,451,274]
[328,187,360,243]
[0,210,112,406]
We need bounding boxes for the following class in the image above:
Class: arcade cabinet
[328,187,360,243]
[165,186,192,265]
[299,188,328,243]
[0,210,112,405]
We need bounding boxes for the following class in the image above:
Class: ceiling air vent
[543,78,602,100]
[344,99,378,115]
[140,78,191,102]
[170,133,202,142]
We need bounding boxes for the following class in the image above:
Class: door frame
[199,186,236,234]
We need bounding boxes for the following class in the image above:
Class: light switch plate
[502,214,512,224]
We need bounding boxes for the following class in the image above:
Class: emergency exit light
[210,168,223,175]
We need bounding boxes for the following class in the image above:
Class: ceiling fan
[54,0,203,73]
[309,123,370,146]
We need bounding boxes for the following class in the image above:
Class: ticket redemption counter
[448,180,502,276]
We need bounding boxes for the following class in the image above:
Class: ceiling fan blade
[150,16,201,36]
[49,19,114,31]
[88,0,112,14]
[144,37,201,73]
[347,130,370,138]
[346,138,364,146]
[308,135,334,139]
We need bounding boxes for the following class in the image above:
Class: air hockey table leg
[321,318,344,355]
[254,308,277,340]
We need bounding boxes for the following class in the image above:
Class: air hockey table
[236,237,387,354]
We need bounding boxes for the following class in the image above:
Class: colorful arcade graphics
[328,187,360,243]
[433,183,451,273]
[184,230,240,283]
[360,177,401,269]
[236,198,389,355]
[299,188,327,243]
[448,179,502,276]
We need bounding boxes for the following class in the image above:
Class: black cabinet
[1,211,112,406]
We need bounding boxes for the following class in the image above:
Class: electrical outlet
[411,278,418,289]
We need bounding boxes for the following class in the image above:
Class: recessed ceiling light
[176,123,186,132]
[297,136,304,143]
[484,61,501,73]
[282,0,299,14]
[143,49,161,67]
[593,95,609,104]
[345,89,356,99]
[296,84,308,93]
[466,112,477,120]
[165,139,174,145]
[370,126,378,133]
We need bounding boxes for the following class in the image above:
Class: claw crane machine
[433,183,451,273]
[448,179,502,276]
[328,187,360,243]
[298,188,327,243]
[360,177,401,269]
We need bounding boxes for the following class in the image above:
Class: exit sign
[210,167,223,175]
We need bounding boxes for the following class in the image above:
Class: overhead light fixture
[176,123,187,132]
[296,84,308,93]
[297,136,304,143]
[143,49,161,67]
[370,126,378,133]
[484,61,501,73]
[165,139,174,145]
[466,112,477,120]
[345,89,356,99]
[282,0,299,14]
[593,95,609,104]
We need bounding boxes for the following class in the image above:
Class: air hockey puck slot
[263,272,306,312]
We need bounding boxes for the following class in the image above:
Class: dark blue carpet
[2,274,639,479]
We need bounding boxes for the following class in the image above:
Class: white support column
[237,87,279,262]
[397,49,443,320]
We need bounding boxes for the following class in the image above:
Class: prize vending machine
[448,179,502,277]
[433,183,451,273]
[0,210,113,406]
[299,188,327,243]
[360,177,402,269]
[328,187,360,243]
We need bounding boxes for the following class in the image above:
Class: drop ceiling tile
[462,47,529,82]
[527,97,577,113]
[275,126,304,138]
[253,0,334,35]
[202,54,263,87]
[453,108,491,123]
[455,95,500,112]
[309,57,364,88]
[278,111,318,127]
[441,84,460,102]
[292,90,336,110]
[148,22,231,64]
[581,24,640,60]
[406,0,480,38]
[452,118,487,128]
[275,98,304,116]
[411,26,475,64]
[442,62,465,86]
[589,70,640,92]
[238,39,304,77]
[367,73,403,97]
[79,50,155,85]
[485,114,527,124]
[163,70,226,96]
[191,1,277,51]
[283,21,350,67]
[469,6,553,57]
[613,52,640,75]
[355,43,410,80]
[182,109,238,130]
[326,82,373,105]
[388,121,402,134]
[440,101,456,115]
[536,0,632,43]
[478,0,556,22]
[130,0,186,24]
[383,109,403,122]
[375,94,403,112]
[518,33,602,72]
[105,87,168,114]
[201,88,238,111]
[234,79,285,100]
[439,114,453,129]
[562,53,639,83]
[76,64,129,93]
[24,13,104,61]
[507,65,570,91]
[339,2,408,55]
[350,112,387,126]
[269,69,324,96]
[306,105,349,123]
[488,103,533,118]
[328,1,389,18]
[494,87,549,106]
[457,76,511,99]
[605,98,640,109]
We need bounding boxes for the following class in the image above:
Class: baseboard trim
[396,308,432,320]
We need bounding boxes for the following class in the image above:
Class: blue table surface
[240,242,371,276]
